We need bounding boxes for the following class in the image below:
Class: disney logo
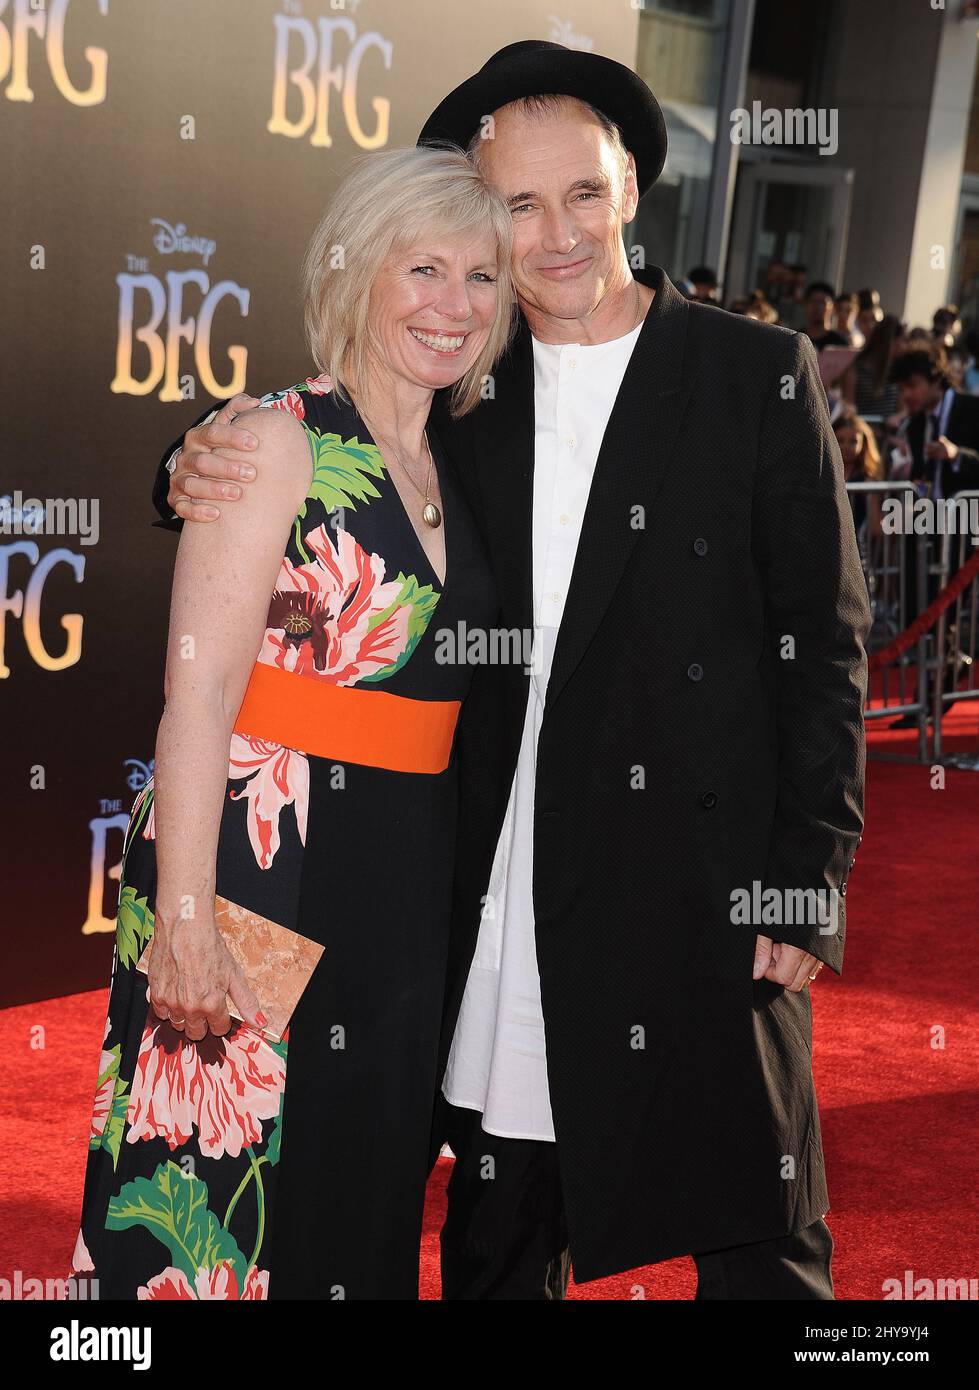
[124,758,155,791]
[150,219,218,266]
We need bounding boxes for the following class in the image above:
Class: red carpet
[3,708,977,1300]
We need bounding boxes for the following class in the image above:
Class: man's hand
[752,935,823,992]
[168,393,262,521]
[924,435,958,463]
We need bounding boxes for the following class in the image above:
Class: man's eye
[575,192,599,201]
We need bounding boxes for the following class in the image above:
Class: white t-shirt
[441,318,645,1140]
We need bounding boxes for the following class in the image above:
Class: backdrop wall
[0,0,640,1005]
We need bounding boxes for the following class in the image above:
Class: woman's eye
[411,265,436,275]
[470,272,497,283]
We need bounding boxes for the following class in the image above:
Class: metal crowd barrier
[932,492,979,768]
[844,482,979,766]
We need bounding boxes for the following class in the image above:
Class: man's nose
[540,206,579,255]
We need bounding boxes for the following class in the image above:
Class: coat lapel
[544,266,692,713]
[472,315,537,634]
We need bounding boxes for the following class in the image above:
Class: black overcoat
[427,266,871,1280]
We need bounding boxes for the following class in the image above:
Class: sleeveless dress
[68,374,497,1300]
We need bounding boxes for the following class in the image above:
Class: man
[886,348,979,728]
[856,287,884,343]
[155,41,870,1299]
[891,348,979,500]
[834,291,864,349]
[686,264,720,303]
[932,305,962,353]
[803,280,849,350]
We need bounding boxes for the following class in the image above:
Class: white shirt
[442,318,645,1140]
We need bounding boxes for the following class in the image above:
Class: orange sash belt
[233,661,461,774]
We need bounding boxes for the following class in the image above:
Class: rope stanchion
[867,545,979,673]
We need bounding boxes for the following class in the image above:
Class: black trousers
[439,1103,835,1301]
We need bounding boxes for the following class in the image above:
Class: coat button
[687,662,704,681]
[701,790,718,809]
[693,537,708,556]
[840,882,847,896]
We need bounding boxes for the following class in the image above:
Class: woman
[833,403,884,540]
[840,313,902,419]
[68,146,515,1300]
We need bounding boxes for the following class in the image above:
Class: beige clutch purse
[135,894,324,1042]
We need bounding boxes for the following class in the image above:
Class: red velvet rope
[867,546,979,673]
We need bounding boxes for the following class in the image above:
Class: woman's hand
[147,912,264,1040]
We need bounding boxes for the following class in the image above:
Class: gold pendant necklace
[420,435,441,529]
[363,408,441,528]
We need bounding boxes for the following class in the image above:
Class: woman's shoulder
[254,371,339,427]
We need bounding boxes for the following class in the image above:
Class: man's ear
[621,152,640,225]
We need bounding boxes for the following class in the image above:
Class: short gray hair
[466,93,629,182]
[301,145,516,419]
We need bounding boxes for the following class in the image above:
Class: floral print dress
[68,375,497,1300]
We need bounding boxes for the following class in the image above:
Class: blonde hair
[301,145,516,418]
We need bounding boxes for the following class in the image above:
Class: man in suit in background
[155,42,870,1300]
[889,347,979,725]
[891,348,979,500]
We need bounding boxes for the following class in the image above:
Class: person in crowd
[887,346,979,725]
[962,329,979,394]
[774,262,808,329]
[728,289,778,323]
[68,145,513,1301]
[890,347,979,498]
[762,256,790,302]
[840,313,902,420]
[932,305,962,351]
[856,288,884,342]
[833,404,884,538]
[687,264,720,302]
[804,281,850,350]
[902,326,934,351]
[834,291,864,349]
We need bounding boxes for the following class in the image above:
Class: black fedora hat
[418,40,668,197]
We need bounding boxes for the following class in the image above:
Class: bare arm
[148,406,312,1040]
